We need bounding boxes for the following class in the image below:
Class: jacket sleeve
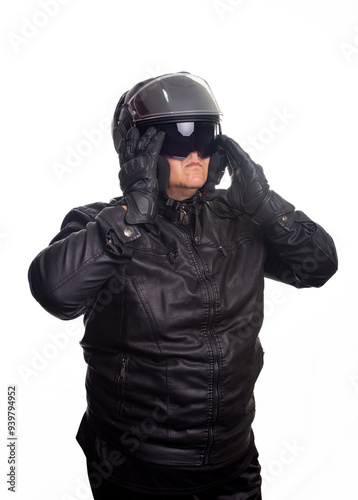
[28,202,141,320]
[263,209,338,288]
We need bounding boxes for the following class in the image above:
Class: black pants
[87,456,262,500]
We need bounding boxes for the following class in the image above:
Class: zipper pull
[218,245,228,257]
[120,359,126,378]
[168,252,176,264]
[179,205,186,224]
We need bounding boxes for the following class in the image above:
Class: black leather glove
[217,135,294,228]
[118,126,165,224]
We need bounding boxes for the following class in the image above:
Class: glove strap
[252,190,295,232]
[124,190,158,225]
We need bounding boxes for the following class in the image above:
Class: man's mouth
[185,162,202,168]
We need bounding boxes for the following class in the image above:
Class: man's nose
[187,151,203,160]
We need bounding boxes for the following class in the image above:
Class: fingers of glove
[137,126,158,153]
[118,130,139,164]
[226,155,236,177]
[220,136,269,187]
[215,133,226,149]
[147,130,165,157]
[216,135,243,172]
[118,127,138,163]
[224,135,268,183]
[137,128,165,158]
[118,137,126,163]
[125,127,141,158]
[222,136,249,163]
[212,136,229,172]
[118,132,129,163]
[217,146,229,171]
[254,162,269,185]
[216,134,238,152]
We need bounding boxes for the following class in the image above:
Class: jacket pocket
[218,235,255,256]
[130,246,178,265]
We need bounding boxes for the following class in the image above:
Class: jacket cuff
[252,191,295,235]
[95,205,141,245]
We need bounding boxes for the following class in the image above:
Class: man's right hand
[118,125,165,225]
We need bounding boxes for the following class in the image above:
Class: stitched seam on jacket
[40,249,105,299]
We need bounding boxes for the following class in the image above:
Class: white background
[1,0,357,498]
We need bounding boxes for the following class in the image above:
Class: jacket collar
[158,190,207,245]
[158,190,204,220]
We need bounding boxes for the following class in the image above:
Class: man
[28,72,338,499]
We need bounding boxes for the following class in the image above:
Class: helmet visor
[153,121,218,159]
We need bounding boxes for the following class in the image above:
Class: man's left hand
[217,135,294,228]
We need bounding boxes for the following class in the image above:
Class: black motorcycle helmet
[111,72,226,192]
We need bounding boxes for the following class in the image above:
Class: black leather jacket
[28,190,337,466]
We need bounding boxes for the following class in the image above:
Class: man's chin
[181,184,204,190]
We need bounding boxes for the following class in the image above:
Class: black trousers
[87,455,262,500]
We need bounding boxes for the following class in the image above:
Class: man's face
[165,152,210,201]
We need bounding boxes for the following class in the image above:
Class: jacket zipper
[120,358,126,379]
[203,280,220,465]
[178,221,220,465]
[116,355,127,418]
